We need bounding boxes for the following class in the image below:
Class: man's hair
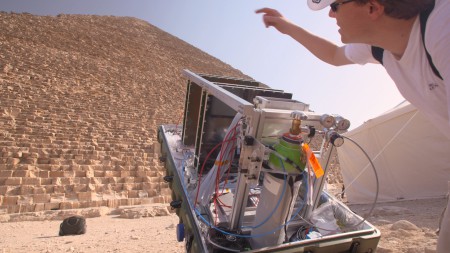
[355,0,434,19]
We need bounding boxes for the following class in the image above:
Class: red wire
[216,196,232,208]
[194,141,223,208]
[213,136,236,225]
[194,122,240,208]
[214,130,236,227]
[214,127,238,205]
[220,145,236,195]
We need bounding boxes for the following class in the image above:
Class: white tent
[337,101,450,204]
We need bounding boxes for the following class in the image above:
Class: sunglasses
[330,0,356,12]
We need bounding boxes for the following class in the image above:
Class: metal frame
[161,70,380,252]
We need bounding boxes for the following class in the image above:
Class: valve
[290,111,307,135]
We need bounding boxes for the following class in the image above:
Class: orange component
[302,143,324,178]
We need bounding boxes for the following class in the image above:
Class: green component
[269,137,305,173]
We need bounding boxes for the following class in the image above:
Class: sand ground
[0,197,446,253]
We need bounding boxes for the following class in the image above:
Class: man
[256,0,449,252]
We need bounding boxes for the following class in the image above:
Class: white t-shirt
[344,0,450,140]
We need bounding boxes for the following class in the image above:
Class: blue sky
[0,0,404,129]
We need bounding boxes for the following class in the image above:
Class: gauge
[327,131,344,147]
[331,135,344,147]
[336,117,351,130]
[320,114,335,129]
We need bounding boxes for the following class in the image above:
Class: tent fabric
[337,101,450,204]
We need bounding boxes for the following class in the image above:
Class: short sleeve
[344,43,380,65]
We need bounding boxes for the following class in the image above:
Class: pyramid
[0,12,250,214]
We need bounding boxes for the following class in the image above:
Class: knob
[163,175,174,183]
[170,200,182,209]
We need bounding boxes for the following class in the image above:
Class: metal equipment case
[158,70,380,253]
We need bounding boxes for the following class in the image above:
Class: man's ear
[368,0,384,19]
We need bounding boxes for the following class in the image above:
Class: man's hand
[256,7,352,66]
[255,8,293,35]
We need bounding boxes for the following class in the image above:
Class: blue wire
[241,157,287,229]
[180,151,308,239]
